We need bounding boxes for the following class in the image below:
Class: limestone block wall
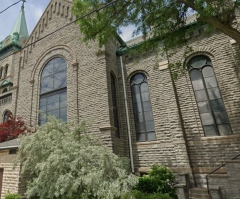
[209,159,240,199]
[0,53,19,122]
[0,149,20,199]
[120,51,191,173]
[15,0,112,144]
[170,31,240,185]
[104,39,128,157]
[118,28,240,185]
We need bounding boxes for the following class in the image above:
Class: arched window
[4,64,8,77]
[188,55,232,136]
[131,73,156,142]
[110,73,120,138]
[3,111,10,122]
[39,57,67,125]
[2,88,8,93]
[0,67,2,79]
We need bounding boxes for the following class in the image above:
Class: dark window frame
[3,110,10,123]
[4,64,8,77]
[130,73,156,142]
[2,88,8,93]
[0,67,2,79]
[110,73,120,138]
[39,57,67,125]
[188,55,232,136]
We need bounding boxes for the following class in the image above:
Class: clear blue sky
[0,0,134,42]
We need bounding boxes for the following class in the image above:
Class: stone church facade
[0,0,240,198]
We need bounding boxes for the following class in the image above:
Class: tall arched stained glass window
[188,55,232,136]
[39,57,67,125]
[131,73,156,142]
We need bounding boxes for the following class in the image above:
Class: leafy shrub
[0,112,28,143]
[5,193,21,199]
[135,165,176,197]
[122,190,173,199]
[133,190,172,199]
[18,117,137,199]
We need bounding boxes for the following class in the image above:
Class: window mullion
[139,83,148,141]
[201,68,220,136]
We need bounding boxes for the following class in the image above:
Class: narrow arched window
[39,57,67,125]
[4,65,8,77]
[110,73,120,138]
[3,111,10,122]
[2,88,8,93]
[131,73,156,142]
[0,67,3,79]
[188,55,232,136]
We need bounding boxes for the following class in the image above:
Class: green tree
[17,117,137,199]
[72,0,240,49]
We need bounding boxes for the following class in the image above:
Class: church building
[0,0,240,198]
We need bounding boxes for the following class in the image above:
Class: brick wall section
[209,159,240,198]
[15,0,112,141]
[120,51,191,173]
[0,53,19,122]
[120,29,240,183]
[170,31,240,180]
[0,150,20,199]
[104,40,129,157]
[0,0,240,193]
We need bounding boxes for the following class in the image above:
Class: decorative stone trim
[158,60,168,70]
[134,141,174,148]
[193,167,227,174]
[72,63,79,71]
[168,167,193,174]
[99,126,117,132]
[200,134,240,142]
[230,39,237,44]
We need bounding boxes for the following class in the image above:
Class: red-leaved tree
[0,112,27,142]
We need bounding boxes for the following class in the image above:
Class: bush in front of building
[135,165,177,198]
[17,117,137,199]
[5,193,21,199]
[130,190,173,199]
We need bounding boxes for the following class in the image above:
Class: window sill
[134,140,160,146]
[201,134,240,142]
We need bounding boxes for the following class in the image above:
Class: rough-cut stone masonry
[0,0,240,198]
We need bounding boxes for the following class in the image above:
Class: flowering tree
[0,112,27,142]
[18,117,137,199]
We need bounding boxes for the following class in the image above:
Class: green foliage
[17,117,137,199]
[72,0,240,48]
[131,190,173,199]
[5,193,21,199]
[135,165,176,197]
[72,0,240,80]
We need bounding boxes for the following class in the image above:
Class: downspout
[119,55,134,173]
